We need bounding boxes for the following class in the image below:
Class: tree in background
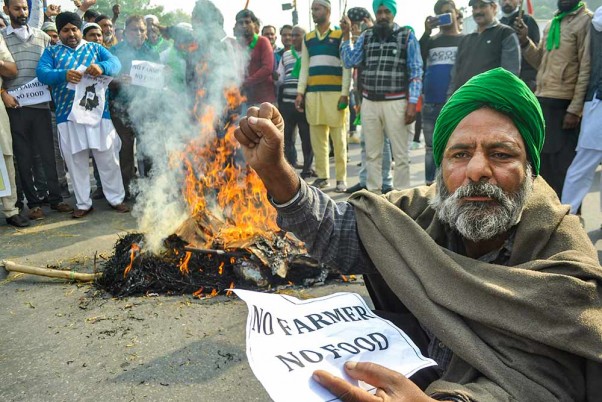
[78,0,190,27]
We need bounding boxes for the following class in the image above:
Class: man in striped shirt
[295,0,351,193]
[277,26,313,179]
[340,0,423,193]
[1,0,72,220]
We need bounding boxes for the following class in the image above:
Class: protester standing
[110,15,160,198]
[2,0,72,220]
[340,0,421,193]
[420,0,463,186]
[499,0,540,90]
[277,25,313,179]
[0,34,28,227]
[561,6,602,216]
[37,12,128,218]
[296,0,350,192]
[450,0,520,92]
[518,0,592,197]
[95,14,118,49]
[235,9,275,106]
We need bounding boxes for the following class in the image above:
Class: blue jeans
[359,131,393,189]
[421,103,444,184]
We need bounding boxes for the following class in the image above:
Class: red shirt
[242,35,275,105]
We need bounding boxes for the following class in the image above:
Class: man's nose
[465,152,492,184]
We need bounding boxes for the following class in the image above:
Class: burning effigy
[95,85,337,296]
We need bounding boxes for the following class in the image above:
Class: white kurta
[57,118,125,210]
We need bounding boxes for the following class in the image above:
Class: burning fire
[179,251,192,275]
[180,87,279,249]
[124,243,140,278]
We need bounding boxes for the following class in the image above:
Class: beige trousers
[310,124,347,182]
[361,99,410,191]
[1,154,19,218]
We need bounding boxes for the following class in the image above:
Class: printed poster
[234,290,436,402]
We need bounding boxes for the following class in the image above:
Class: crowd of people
[0,0,600,233]
[0,0,599,398]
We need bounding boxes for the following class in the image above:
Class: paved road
[1,134,601,401]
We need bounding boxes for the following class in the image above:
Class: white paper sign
[67,74,113,126]
[130,60,165,89]
[0,153,11,197]
[234,290,436,402]
[8,78,51,107]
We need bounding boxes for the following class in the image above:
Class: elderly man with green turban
[235,68,602,401]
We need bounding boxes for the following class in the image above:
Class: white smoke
[123,2,248,252]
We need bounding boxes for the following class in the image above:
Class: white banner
[234,290,436,402]
[130,60,165,89]
[8,78,51,107]
[0,153,11,197]
[67,74,113,126]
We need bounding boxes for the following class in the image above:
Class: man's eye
[452,152,468,158]
[491,152,510,159]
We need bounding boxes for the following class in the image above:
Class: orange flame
[179,87,279,250]
[124,243,141,278]
[193,287,204,298]
[341,275,349,282]
[226,282,235,297]
[218,261,224,275]
[179,251,192,275]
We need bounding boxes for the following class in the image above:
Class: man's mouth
[474,13,484,18]
[462,196,495,202]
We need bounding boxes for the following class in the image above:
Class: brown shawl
[349,177,602,401]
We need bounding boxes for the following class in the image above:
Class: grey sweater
[1,26,50,109]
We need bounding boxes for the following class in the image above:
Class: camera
[432,13,453,27]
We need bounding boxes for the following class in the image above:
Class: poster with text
[234,290,436,402]
[130,60,165,89]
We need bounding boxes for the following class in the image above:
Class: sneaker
[91,187,105,200]
[311,178,329,189]
[72,207,93,219]
[300,169,317,179]
[381,186,393,194]
[111,203,130,213]
[6,214,30,227]
[335,181,347,193]
[28,207,45,220]
[51,202,74,213]
[345,183,366,194]
[410,141,423,150]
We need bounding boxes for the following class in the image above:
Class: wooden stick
[1,260,101,282]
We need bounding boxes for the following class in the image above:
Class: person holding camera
[499,0,540,91]
[420,0,463,186]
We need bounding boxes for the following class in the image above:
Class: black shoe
[92,187,105,200]
[300,169,317,179]
[345,183,366,194]
[311,178,329,189]
[6,214,30,227]
[381,186,393,194]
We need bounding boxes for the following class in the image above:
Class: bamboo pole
[1,260,101,282]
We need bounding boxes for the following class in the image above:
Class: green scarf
[248,33,259,50]
[290,47,302,79]
[433,68,545,175]
[546,1,584,50]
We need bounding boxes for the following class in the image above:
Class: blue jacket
[37,41,121,123]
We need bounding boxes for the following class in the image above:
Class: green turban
[433,68,545,175]
[372,0,397,17]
